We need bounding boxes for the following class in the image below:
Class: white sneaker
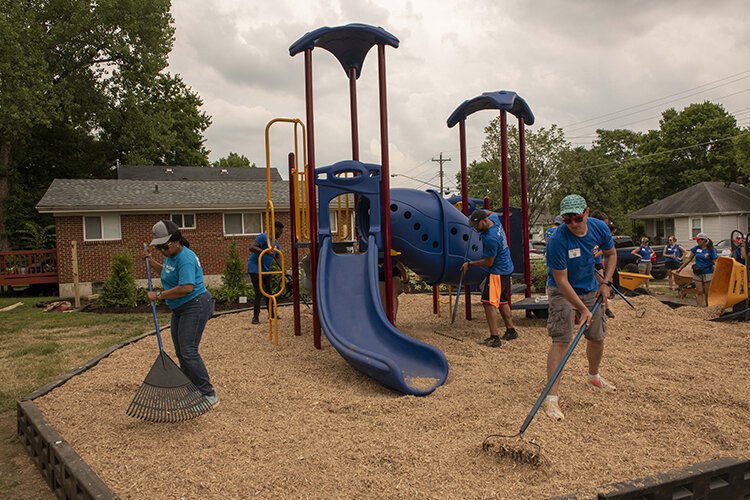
[587,375,617,392]
[541,398,565,421]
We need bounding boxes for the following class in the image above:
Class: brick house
[36,166,293,297]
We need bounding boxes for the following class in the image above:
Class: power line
[561,69,750,129]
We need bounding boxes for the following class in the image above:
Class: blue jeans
[170,291,215,396]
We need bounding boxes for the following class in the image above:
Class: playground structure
[708,230,749,321]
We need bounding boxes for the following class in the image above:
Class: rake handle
[452,232,474,325]
[144,244,164,353]
[519,295,603,436]
[595,269,635,310]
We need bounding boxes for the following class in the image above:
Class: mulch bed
[34,294,750,499]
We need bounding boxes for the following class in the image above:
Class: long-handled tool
[451,232,474,324]
[126,246,213,422]
[595,270,646,318]
[483,296,604,466]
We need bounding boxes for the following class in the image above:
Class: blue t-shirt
[664,243,682,262]
[247,233,280,273]
[480,213,514,275]
[733,246,745,265]
[546,218,614,294]
[544,226,557,243]
[160,247,207,309]
[636,245,653,262]
[690,245,718,273]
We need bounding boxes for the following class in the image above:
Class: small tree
[214,242,251,301]
[99,252,141,307]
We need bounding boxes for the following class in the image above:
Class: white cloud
[168,0,750,188]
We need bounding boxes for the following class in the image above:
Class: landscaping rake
[596,270,646,318]
[126,247,213,423]
[451,232,474,325]
[482,296,604,466]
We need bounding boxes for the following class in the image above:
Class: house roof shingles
[37,179,290,213]
[117,165,281,182]
[630,182,750,219]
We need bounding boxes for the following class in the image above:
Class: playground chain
[35,294,749,499]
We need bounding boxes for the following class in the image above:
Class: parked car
[613,236,668,279]
[529,240,546,254]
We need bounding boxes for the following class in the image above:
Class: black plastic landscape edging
[16,307,250,500]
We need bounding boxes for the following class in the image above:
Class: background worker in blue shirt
[248,221,284,325]
[542,195,617,421]
[544,215,563,244]
[461,209,518,348]
[663,235,683,290]
[677,232,718,307]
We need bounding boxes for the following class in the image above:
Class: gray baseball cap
[150,220,179,246]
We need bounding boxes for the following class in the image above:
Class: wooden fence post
[71,241,80,308]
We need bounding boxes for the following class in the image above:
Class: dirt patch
[34,294,750,499]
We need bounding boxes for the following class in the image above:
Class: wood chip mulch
[35,294,750,499]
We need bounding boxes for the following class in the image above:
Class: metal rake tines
[126,383,213,423]
[483,434,544,467]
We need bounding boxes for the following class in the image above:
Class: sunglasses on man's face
[561,213,584,224]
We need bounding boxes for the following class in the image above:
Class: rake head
[483,434,544,467]
[126,352,213,423]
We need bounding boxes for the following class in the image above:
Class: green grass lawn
[0,296,153,498]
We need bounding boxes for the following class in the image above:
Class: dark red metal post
[304,49,322,349]
[432,285,438,314]
[500,110,510,243]
[288,153,302,336]
[518,118,532,317]
[459,119,471,321]
[377,44,394,323]
[349,67,360,160]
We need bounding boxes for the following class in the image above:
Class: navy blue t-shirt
[480,213,514,275]
[690,245,718,273]
[664,243,682,263]
[247,233,280,273]
[546,218,614,294]
[734,246,746,265]
[636,245,653,262]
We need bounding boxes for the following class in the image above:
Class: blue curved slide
[315,160,455,396]
[316,234,449,396]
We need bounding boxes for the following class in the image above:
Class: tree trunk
[0,137,11,251]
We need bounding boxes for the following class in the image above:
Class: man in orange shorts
[461,209,517,348]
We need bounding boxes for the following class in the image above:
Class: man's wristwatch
[156,291,163,299]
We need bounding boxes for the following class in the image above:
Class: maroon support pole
[518,118,532,318]
[500,110,510,243]
[377,44,394,323]
[459,119,471,321]
[304,49,322,349]
[349,67,360,160]
[432,285,438,314]
[288,153,302,336]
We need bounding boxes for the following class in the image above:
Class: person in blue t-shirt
[732,235,747,266]
[631,237,655,290]
[461,209,517,348]
[677,232,718,307]
[544,216,563,245]
[662,235,683,290]
[542,194,617,422]
[145,219,217,408]
[248,221,284,325]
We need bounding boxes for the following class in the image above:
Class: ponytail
[169,231,190,248]
[706,238,713,251]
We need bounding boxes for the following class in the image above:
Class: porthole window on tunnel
[472,244,479,251]
[432,241,439,248]
[462,234,469,241]
[450,227,458,235]
[413,223,421,230]
[404,211,412,219]
[390,204,398,212]
[421,234,428,242]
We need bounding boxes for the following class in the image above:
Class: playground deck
[31,294,750,499]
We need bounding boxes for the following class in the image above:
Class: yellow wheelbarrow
[617,271,654,292]
[708,256,748,310]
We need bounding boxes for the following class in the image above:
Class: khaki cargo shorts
[546,286,607,343]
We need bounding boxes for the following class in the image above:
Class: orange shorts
[481,274,511,308]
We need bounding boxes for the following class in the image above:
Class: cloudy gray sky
[167,0,750,192]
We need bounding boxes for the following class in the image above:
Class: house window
[83,214,121,241]
[329,209,355,238]
[223,213,263,236]
[655,219,665,239]
[665,218,675,238]
[691,217,702,238]
[171,213,196,229]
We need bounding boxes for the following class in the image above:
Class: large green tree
[460,120,570,226]
[0,0,211,249]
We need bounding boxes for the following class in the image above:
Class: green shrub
[99,252,147,307]
[530,259,548,293]
[214,242,253,302]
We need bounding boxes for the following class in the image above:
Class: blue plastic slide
[317,234,449,396]
[315,161,448,396]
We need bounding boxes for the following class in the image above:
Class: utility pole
[432,152,452,195]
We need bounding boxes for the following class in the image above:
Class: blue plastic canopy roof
[447,91,535,127]
[289,23,399,79]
